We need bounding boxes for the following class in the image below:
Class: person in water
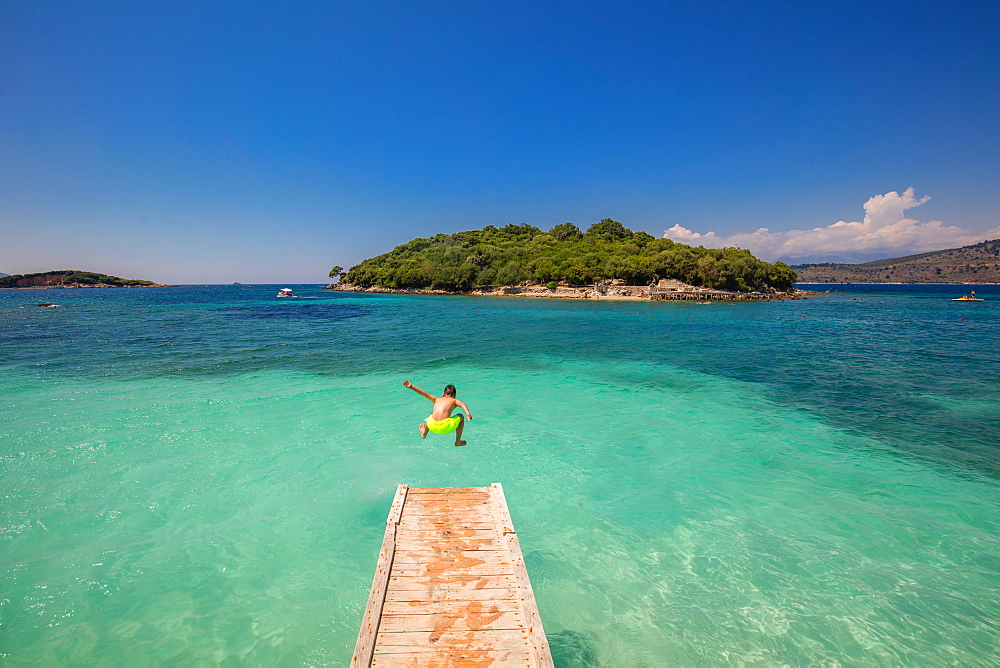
[402,380,472,446]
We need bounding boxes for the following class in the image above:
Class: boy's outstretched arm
[456,399,473,420]
[402,380,436,402]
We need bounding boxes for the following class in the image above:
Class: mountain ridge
[790,239,1000,283]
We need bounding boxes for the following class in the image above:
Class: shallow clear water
[2,284,998,665]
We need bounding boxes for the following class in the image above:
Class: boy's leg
[454,414,466,447]
[419,422,428,438]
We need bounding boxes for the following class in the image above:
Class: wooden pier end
[352,484,553,667]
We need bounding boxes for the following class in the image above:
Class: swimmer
[402,380,473,446]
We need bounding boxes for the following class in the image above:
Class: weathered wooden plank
[389,556,509,569]
[490,483,553,667]
[394,544,499,554]
[378,611,525,633]
[394,539,501,552]
[487,483,517,535]
[372,652,531,667]
[398,523,496,532]
[402,504,490,529]
[387,574,518,590]
[389,565,513,577]
[352,484,408,667]
[371,649,532,666]
[400,507,492,517]
[402,507,492,517]
[392,551,510,565]
[399,516,496,524]
[402,500,492,509]
[395,539,499,547]
[396,533,501,543]
[405,496,491,504]
[384,587,519,603]
[383,599,522,615]
[402,487,491,494]
[406,492,490,499]
[397,528,497,537]
[407,489,487,496]
[402,508,492,517]
[372,629,530,652]
[404,496,491,505]
[401,516,493,524]
[385,484,409,525]
[399,515,493,524]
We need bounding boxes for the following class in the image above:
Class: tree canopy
[341,219,796,292]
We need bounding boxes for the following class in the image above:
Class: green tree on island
[341,219,796,292]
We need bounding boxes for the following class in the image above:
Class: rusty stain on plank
[352,484,553,666]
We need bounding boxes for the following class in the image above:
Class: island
[0,271,170,288]
[327,219,798,300]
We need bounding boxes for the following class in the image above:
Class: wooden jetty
[352,483,552,667]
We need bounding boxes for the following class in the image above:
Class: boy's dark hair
[443,384,457,397]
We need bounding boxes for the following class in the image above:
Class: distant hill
[791,239,1000,283]
[0,272,8,278]
[0,270,167,288]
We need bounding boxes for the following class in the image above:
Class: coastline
[1,283,173,289]
[326,282,811,301]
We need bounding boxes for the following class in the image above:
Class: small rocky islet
[0,270,170,288]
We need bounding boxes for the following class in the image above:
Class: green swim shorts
[425,415,461,435]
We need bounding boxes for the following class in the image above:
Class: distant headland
[0,271,170,288]
[326,219,798,301]
[791,239,1000,283]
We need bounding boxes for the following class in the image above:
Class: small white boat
[277,288,294,297]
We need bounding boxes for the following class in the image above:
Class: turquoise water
[2,284,998,665]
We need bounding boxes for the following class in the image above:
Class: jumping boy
[402,380,473,446]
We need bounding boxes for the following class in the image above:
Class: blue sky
[2,1,998,282]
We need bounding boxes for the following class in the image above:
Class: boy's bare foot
[455,440,467,447]
[419,423,428,438]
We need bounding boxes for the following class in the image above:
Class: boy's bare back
[429,395,462,421]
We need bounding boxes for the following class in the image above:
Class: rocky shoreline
[326,281,812,301]
[3,282,172,289]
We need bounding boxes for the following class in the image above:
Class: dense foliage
[0,270,157,287]
[342,219,797,292]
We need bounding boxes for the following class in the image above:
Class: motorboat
[277,288,294,297]
[952,295,984,301]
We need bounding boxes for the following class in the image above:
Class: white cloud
[663,188,1000,262]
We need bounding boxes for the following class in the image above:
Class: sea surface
[2,283,998,665]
